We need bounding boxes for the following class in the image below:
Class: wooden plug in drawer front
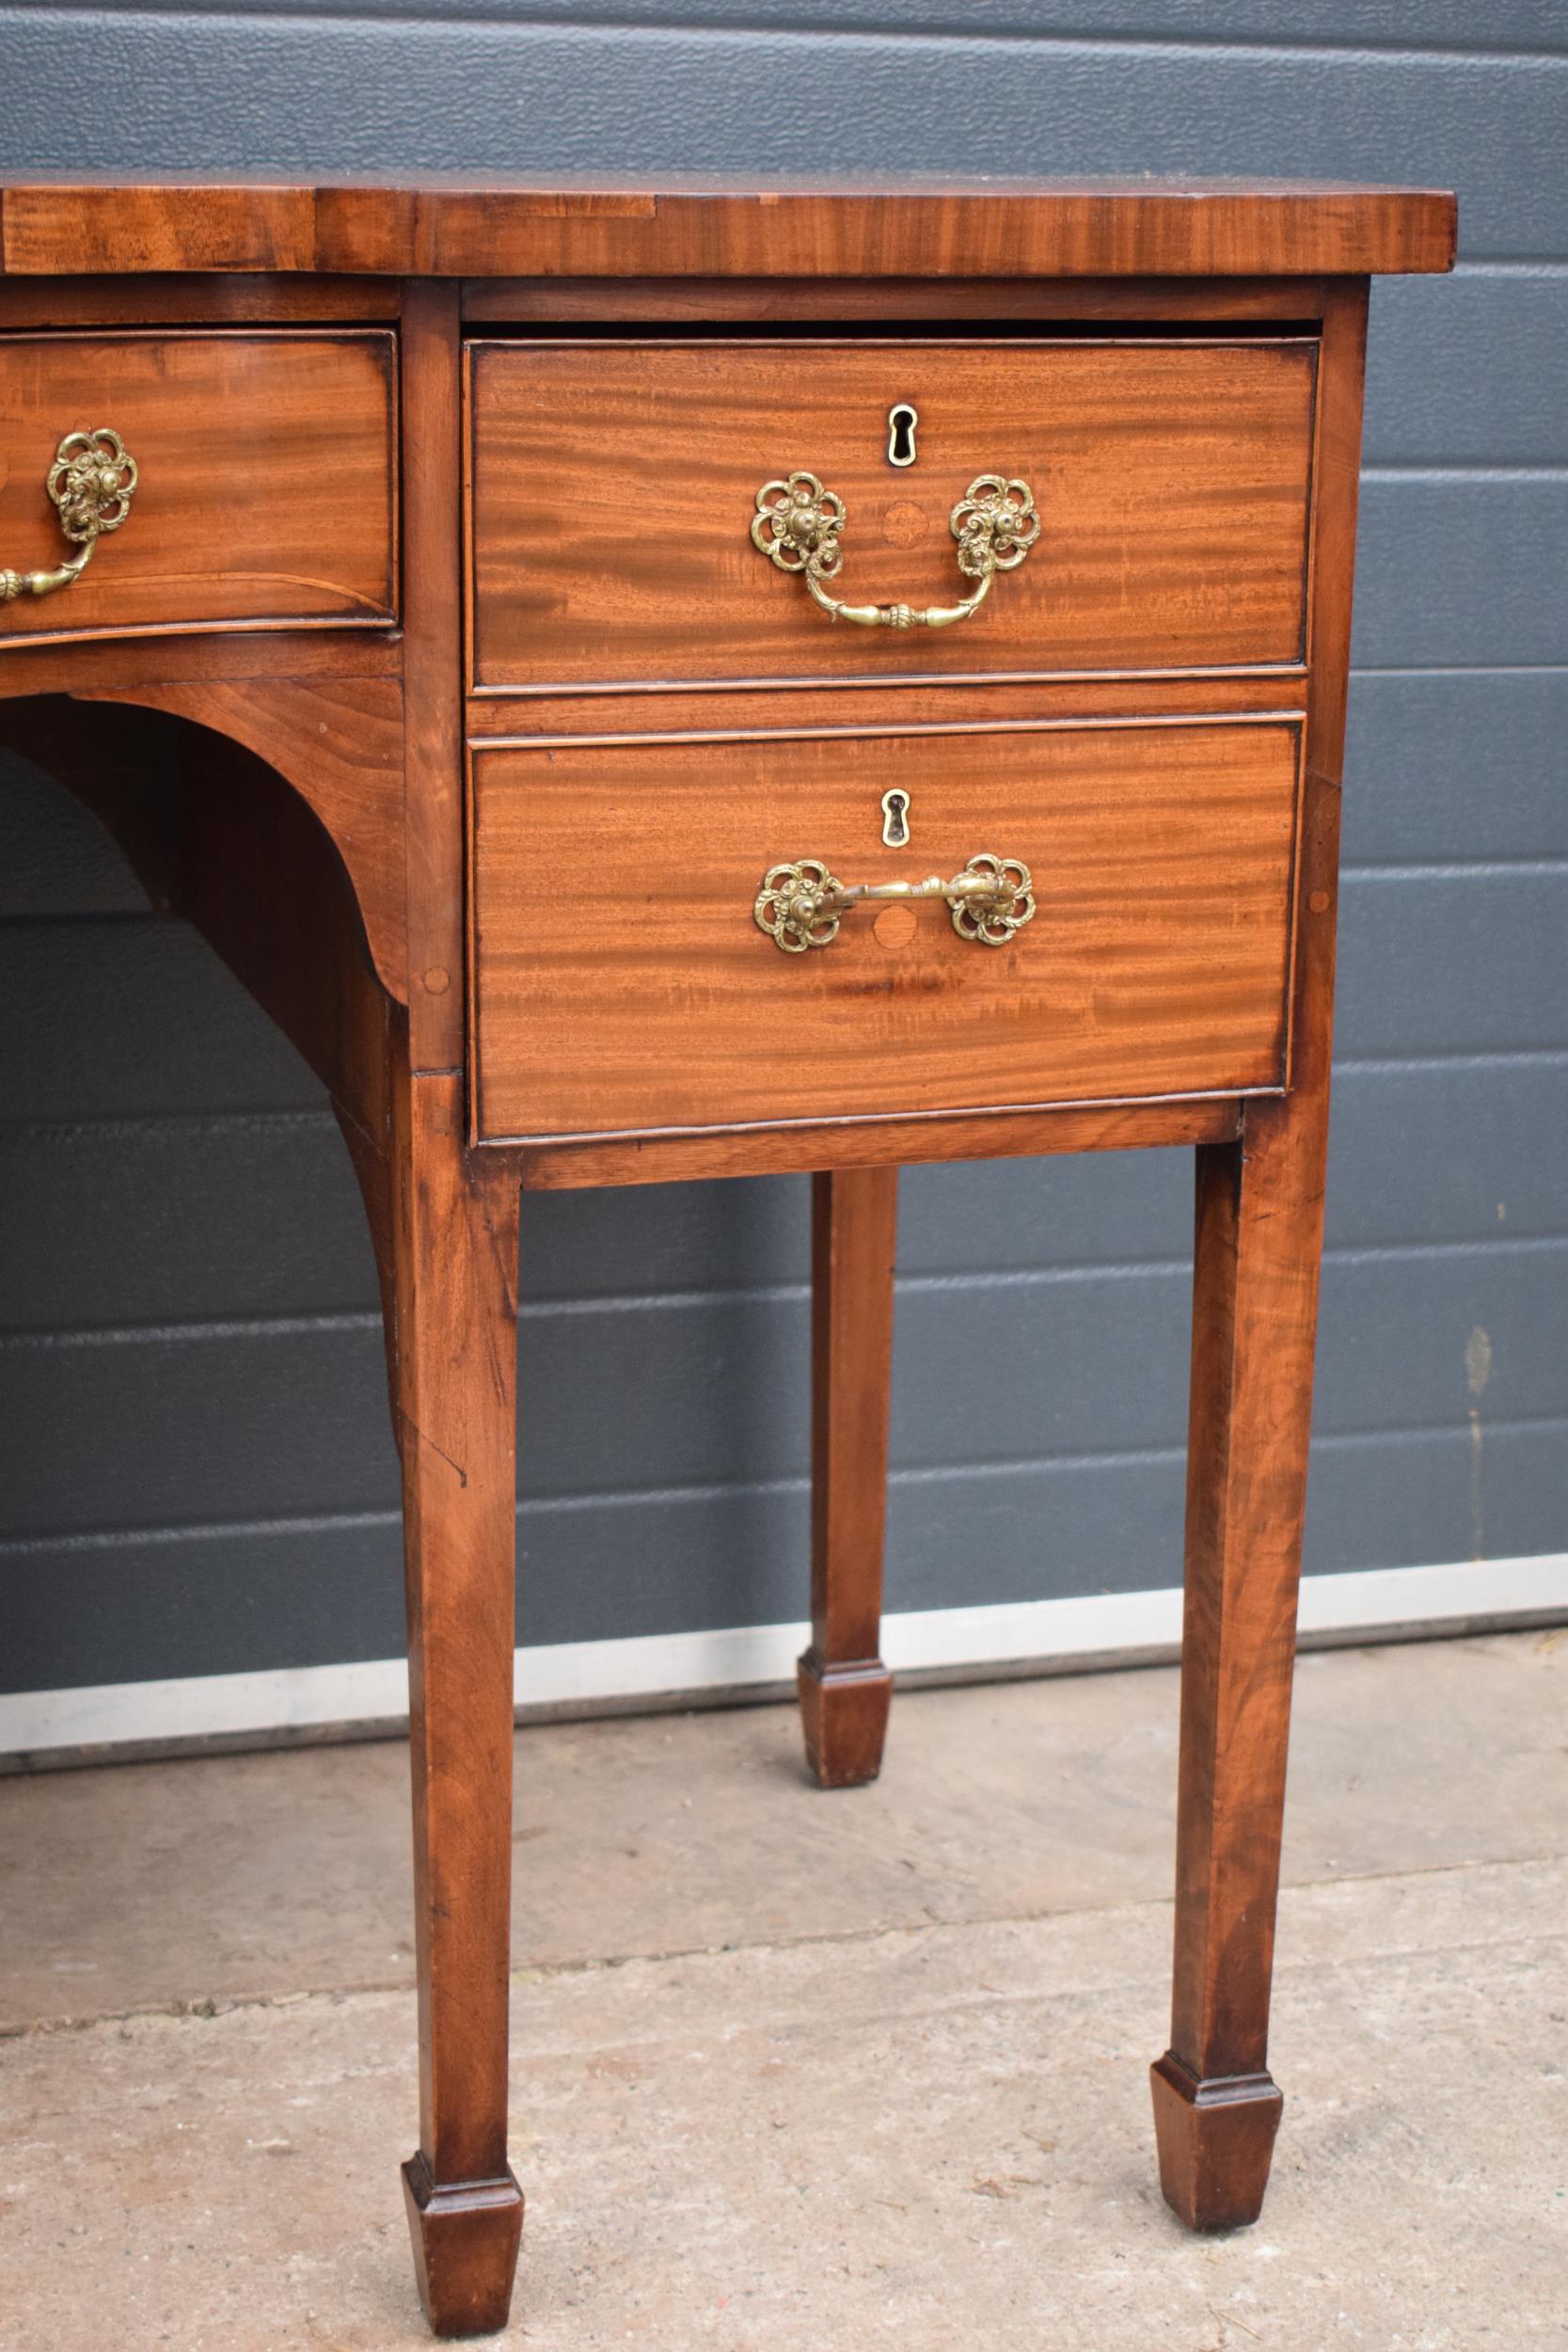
[466,338,1316,695]
[470,719,1302,1145]
[0,331,397,645]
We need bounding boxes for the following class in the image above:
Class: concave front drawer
[466,338,1316,694]
[470,719,1301,1143]
[0,331,397,645]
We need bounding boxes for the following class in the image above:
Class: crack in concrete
[5,1846,1562,2044]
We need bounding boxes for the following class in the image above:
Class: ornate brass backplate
[1,427,139,604]
[750,470,1039,630]
[754,853,1036,951]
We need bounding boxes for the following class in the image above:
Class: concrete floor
[1,1631,1564,2350]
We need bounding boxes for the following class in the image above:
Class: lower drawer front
[470,720,1301,1143]
[0,331,397,644]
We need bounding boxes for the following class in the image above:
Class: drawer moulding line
[2,1551,1564,1771]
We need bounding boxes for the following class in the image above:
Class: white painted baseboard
[4,1552,1565,1766]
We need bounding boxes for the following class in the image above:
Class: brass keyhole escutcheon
[886,403,918,468]
[880,788,911,848]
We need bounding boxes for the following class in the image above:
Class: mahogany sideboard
[0,177,1456,2337]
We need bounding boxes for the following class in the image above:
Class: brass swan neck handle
[1,429,138,604]
[751,470,1038,630]
[755,855,1036,952]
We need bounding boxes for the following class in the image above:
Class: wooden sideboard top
[0,178,1456,279]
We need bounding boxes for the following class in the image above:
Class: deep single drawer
[466,338,1316,695]
[0,331,397,644]
[470,719,1301,1143]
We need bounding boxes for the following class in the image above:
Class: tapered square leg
[343,1058,526,2337]
[1152,1098,1321,2233]
[394,1080,523,2332]
[1152,285,1363,2234]
[1153,771,1343,2233]
[800,1166,898,1788]
[1147,1110,1316,2230]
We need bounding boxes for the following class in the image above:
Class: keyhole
[880,788,911,848]
[886,404,918,468]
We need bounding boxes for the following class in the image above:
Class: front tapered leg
[380,1070,524,2334]
[1151,1089,1328,2232]
[798,1165,898,1788]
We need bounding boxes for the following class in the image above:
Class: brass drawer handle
[1,428,139,604]
[754,854,1035,952]
[752,471,1038,630]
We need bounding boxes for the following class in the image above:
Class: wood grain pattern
[400,284,467,1071]
[799,1166,898,1788]
[339,1043,527,2334]
[0,628,402,699]
[0,331,397,647]
[510,1092,1242,1190]
[1150,281,1369,2234]
[460,274,1331,325]
[387,1070,525,2335]
[0,182,1457,281]
[471,720,1301,1144]
[0,273,403,328]
[2,184,323,275]
[0,689,405,1072]
[467,674,1309,741]
[81,675,410,1001]
[467,339,1316,692]
[160,717,399,1125]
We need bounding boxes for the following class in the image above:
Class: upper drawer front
[471,719,1301,1144]
[467,338,1316,693]
[0,332,397,645]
